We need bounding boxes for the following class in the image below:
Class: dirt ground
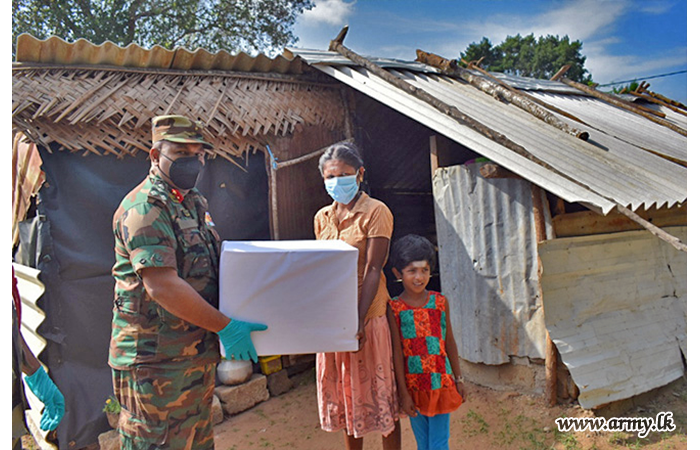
[214,369,687,450]
[19,368,687,450]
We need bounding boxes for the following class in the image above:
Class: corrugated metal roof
[488,71,584,94]
[540,226,686,409]
[289,48,586,94]
[527,92,687,164]
[14,33,304,74]
[288,48,687,214]
[285,47,440,73]
[433,163,548,364]
[14,263,48,359]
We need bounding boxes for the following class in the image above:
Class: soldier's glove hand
[217,318,268,362]
[24,367,66,431]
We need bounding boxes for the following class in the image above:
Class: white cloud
[638,1,675,14]
[585,46,687,83]
[530,0,629,41]
[299,0,355,27]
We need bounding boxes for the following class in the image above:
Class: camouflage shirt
[109,169,220,370]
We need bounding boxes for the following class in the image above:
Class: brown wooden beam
[479,163,521,179]
[550,65,571,81]
[629,91,687,116]
[639,87,687,110]
[430,135,448,177]
[553,203,687,238]
[417,50,590,140]
[532,185,558,406]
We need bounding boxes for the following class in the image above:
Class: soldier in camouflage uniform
[110,115,267,449]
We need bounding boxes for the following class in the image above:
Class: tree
[12,0,314,56]
[611,81,640,94]
[459,34,592,83]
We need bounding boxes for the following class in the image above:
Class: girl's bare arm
[387,303,417,416]
[444,298,467,401]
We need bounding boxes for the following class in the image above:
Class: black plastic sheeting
[15,145,269,449]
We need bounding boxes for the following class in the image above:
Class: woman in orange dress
[314,141,401,450]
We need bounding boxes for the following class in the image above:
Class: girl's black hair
[390,234,436,272]
[318,141,364,175]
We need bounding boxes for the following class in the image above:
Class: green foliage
[612,81,640,94]
[12,0,313,56]
[102,395,121,414]
[459,33,592,83]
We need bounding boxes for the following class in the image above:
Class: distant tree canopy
[12,0,314,56]
[460,34,592,83]
[611,81,640,94]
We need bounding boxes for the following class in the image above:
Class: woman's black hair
[390,234,437,272]
[318,141,364,175]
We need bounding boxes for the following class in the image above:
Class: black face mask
[159,153,204,190]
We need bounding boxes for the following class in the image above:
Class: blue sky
[292,0,688,104]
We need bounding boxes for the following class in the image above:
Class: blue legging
[409,412,451,450]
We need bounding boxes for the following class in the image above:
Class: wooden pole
[264,148,280,240]
[550,65,571,81]
[638,87,687,110]
[468,61,590,140]
[558,77,687,137]
[616,205,687,252]
[531,185,558,406]
[275,138,355,170]
[341,87,355,140]
[629,91,687,116]
[429,135,440,176]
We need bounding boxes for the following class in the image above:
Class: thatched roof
[12,35,347,163]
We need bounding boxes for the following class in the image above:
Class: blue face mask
[324,174,360,204]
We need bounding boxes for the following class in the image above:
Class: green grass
[461,409,489,437]
[491,413,551,449]
[555,431,581,450]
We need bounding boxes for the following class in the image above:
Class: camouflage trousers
[112,362,216,450]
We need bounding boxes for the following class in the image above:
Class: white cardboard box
[219,240,359,356]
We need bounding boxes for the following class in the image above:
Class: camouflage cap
[151,115,213,149]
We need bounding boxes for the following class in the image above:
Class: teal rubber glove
[24,367,65,431]
[217,318,267,362]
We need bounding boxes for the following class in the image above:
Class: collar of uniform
[148,168,201,202]
[327,191,370,223]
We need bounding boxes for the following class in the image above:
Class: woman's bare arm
[356,237,389,348]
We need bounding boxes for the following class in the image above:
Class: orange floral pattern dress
[388,292,463,416]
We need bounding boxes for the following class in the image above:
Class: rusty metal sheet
[540,227,686,409]
[433,162,547,364]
